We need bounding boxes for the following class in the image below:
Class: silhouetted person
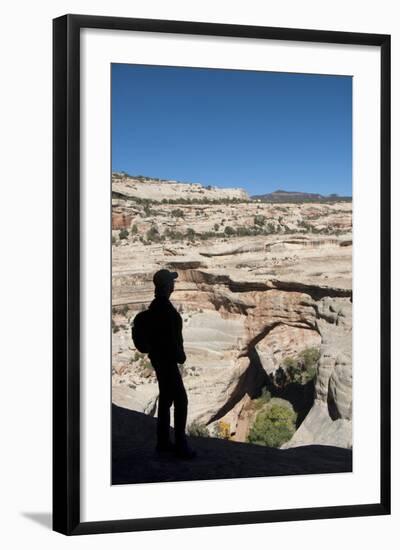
[148,269,196,459]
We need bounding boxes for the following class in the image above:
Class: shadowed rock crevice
[207,347,268,424]
[181,269,352,301]
[268,279,352,301]
[327,379,341,420]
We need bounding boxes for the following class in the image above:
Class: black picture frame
[53,14,391,536]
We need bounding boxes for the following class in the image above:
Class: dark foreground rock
[112,404,352,485]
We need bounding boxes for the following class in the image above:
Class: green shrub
[112,319,120,333]
[281,347,320,385]
[142,359,152,370]
[188,421,209,437]
[247,404,296,447]
[274,366,288,388]
[146,226,161,242]
[254,214,266,226]
[131,224,138,235]
[299,347,321,369]
[119,228,129,240]
[305,366,317,380]
[235,226,254,237]
[198,231,218,240]
[224,226,235,236]
[171,208,185,218]
[283,356,297,369]
[285,364,304,384]
[253,387,272,409]
[186,227,196,241]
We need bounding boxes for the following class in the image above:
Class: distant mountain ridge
[252,190,352,203]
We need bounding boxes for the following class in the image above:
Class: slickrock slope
[111,173,353,453]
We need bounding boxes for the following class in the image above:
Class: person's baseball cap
[153,269,178,287]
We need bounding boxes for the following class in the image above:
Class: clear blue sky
[111,64,352,196]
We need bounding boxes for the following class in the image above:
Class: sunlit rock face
[112,211,133,230]
[255,325,322,375]
[281,297,352,449]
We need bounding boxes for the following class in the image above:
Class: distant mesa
[251,190,352,203]
[112,172,249,202]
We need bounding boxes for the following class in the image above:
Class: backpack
[131,309,154,353]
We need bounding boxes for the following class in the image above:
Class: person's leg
[154,362,196,458]
[154,364,174,449]
[170,365,197,458]
[171,368,188,448]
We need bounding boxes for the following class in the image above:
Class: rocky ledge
[112,404,352,484]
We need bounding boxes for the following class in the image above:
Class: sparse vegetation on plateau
[146,226,161,242]
[171,208,185,218]
[119,228,129,240]
[254,214,266,226]
[186,227,196,241]
[224,226,235,236]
